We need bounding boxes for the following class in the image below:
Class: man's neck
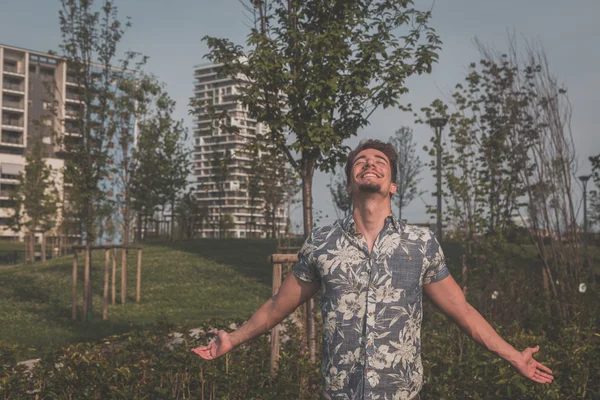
[352,195,392,244]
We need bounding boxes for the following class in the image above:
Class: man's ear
[346,183,352,196]
[389,183,397,196]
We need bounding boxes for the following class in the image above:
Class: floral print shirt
[293,214,449,400]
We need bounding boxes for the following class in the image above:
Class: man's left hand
[511,346,554,384]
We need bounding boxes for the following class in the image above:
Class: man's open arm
[193,272,319,359]
[424,275,553,384]
[229,273,319,347]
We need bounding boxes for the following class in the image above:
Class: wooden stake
[72,251,78,320]
[270,262,283,376]
[103,249,110,320]
[121,248,127,304]
[41,231,47,263]
[82,247,90,321]
[136,248,142,304]
[111,247,117,305]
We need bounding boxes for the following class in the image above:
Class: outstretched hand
[512,346,553,384]
[192,329,234,360]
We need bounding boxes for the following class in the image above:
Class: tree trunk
[301,155,317,363]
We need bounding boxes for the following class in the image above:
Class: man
[193,140,553,399]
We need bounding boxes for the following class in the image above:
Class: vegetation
[389,126,422,222]
[201,0,442,359]
[0,239,277,353]
[8,137,60,263]
[1,239,598,399]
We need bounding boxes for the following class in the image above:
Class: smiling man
[193,139,553,399]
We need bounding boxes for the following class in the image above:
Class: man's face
[347,148,397,197]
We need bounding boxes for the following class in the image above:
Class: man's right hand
[192,329,234,360]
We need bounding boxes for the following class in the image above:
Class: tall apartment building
[192,63,288,238]
[0,44,84,241]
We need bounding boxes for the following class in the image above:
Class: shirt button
[408,256,413,261]
[368,312,373,316]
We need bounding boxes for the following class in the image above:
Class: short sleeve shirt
[293,214,449,400]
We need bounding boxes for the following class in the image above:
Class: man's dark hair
[345,139,398,184]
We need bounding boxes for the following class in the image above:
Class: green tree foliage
[257,149,298,238]
[201,0,441,237]
[175,189,207,239]
[418,36,584,318]
[327,168,352,219]
[389,126,422,222]
[219,213,236,238]
[131,89,190,241]
[8,137,60,262]
[57,0,131,244]
[201,0,441,363]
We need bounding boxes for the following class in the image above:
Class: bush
[1,313,598,399]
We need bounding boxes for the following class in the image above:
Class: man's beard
[357,182,381,193]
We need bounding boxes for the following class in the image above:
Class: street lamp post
[579,174,591,270]
[429,117,448,245]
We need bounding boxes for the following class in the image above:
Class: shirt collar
[340,213,405,235]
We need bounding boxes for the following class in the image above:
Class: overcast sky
[1,0,598,231]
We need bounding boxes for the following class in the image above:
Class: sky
[1,0,598,231]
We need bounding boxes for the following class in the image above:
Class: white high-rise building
[192,63,288,238]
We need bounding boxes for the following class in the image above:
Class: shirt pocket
[391,254,422,290]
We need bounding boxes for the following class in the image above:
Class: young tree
[201,0,441,361]
[175,189,207,239]
[8,136,60,263]
[327,168,352,219]
[58,0,130,245]
[419,35,585,319]
[245,147,263,238]
[131,89,190,241]
[211,149,233,239]
[389,126,422,222]
[258,150,298,238]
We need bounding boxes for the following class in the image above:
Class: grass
[0,236,597,360]
[0,239,278,357]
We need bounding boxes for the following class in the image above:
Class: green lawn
[1,237,597,360]
[0,239,278,356]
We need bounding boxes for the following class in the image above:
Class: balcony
[64,108,81,118]
[2,81,24,92]
[0,133,24,146]
[1,117,23,128]
[0,188,17,199]
[3,63,24,75]
[2,99,24,110]
[65,91,82,102]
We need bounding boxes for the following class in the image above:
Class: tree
[389,126,422,222]
[175,189,207,239]
[211,149,233,239]
[258,149,298,238]
[418,35,585,319]
[57,0,131,245]
[220,213,236,238]
[8,136,60,263]
[245,147,263,238]
[201,0,441,361]
[328,168,352,219]
[131,88,190,242]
